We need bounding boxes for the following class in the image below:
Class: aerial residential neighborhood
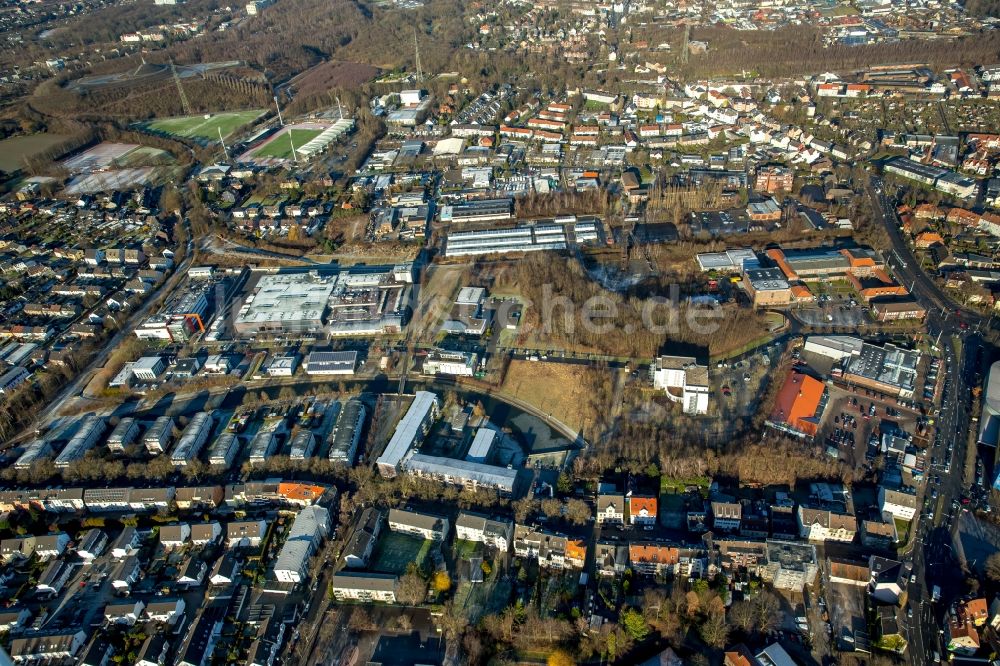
[2,0,1000,663]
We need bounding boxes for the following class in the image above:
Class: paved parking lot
[712,341,787,436]
[814,385,920,467]
[795,304,870,328]
[825,579,867,652]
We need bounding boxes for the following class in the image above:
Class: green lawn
[371,532,432,575]
[894,517,911,544]
[252,129,324,159]
[454,539,483,560]
[660,475,710,494]
[146,110,264,141]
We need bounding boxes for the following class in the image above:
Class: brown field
[412,264,468,342]
[502,360,610,434]
[293,60,380,96]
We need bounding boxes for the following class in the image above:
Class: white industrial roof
[236,272,336,327]
[376,391,438,470]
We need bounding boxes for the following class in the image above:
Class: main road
[867,177,985,664]
[866,177,988,330]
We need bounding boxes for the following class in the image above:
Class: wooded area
[476,254,771,358]
[683,26,1000,78]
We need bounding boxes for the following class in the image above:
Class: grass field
[0,133,71,172]
[371,532,432,575]
[146,110,264,141]
[253,129,324,159]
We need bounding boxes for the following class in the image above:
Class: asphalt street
[867,179,985,665]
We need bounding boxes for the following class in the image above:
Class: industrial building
[885,156,946,186]
[234,271,337,337]
[441,286,489,336]
[803,335,866,361]
[439,198,513,223]
[422,350,477,377]
[375,391,440,477]
[328,399,365,464]
[134,283,212,342]
[204,355,234,373]
[132,356,166,381]
[266,354,299,376]
[443,221,598,257]
[884,156,977,199]
[304,351,357,375]
[402,452,518,494]
[695,249,759,273]
[54,415,106,468]
[325,265,412,338]
[170,413,214,466]
[842,342,919,399]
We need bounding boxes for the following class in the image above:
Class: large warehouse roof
[235,272,336,329]
[979,361,1000,447]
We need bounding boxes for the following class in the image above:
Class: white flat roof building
[466,427,496,463]
[803,335,864,361]
[456,287,486,306]
[695,249,759,273]
[234,272,336,336]
[267,354,299,376]
[376,391,439,477]
[652,355,709,415]
[133,356,166,381]
[403,453,518,494]
[423,350,477,377]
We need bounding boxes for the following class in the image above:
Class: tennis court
[370,532,432,575]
